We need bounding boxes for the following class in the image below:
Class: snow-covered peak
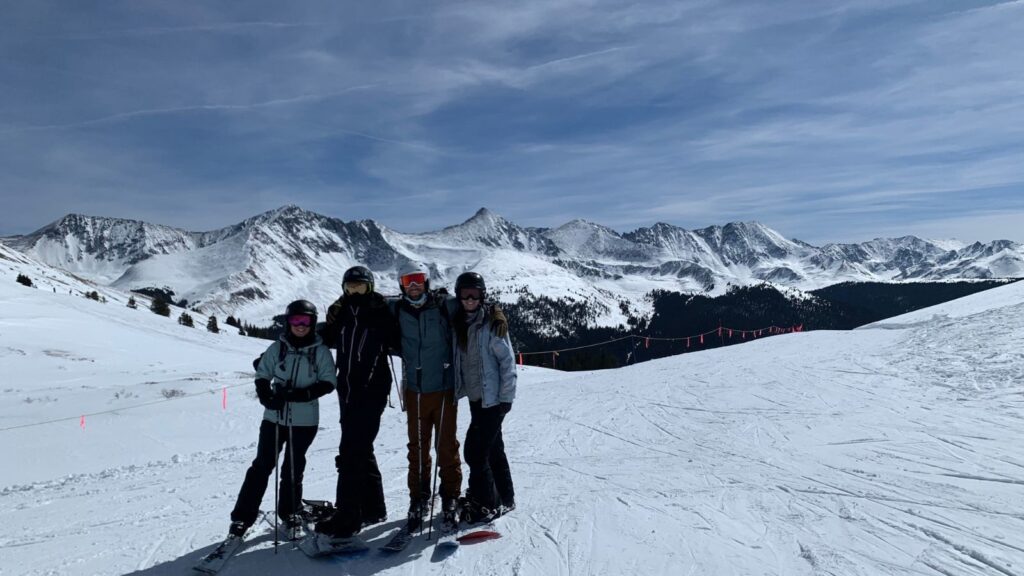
[420,207,561,255]
[692,221,808,265]
[545,219,650,262]
[4,213,199,283]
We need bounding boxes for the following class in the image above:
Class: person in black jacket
[315,266,396,539]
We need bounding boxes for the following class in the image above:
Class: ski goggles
[287,315,314,327]
[400,272,427,289]
[343,281,369,295]
[459,289,482,302]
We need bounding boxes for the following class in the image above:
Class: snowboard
[458,525,501,543]
[297,532,369,558]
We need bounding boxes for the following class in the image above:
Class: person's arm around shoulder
[386,297,403,355]
[320,298,344,349]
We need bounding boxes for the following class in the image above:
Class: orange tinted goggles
[400,272,427,288]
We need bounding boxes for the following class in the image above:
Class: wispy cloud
[1,0,1022,243]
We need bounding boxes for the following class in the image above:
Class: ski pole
[273,412,280,554]
[427,396,445,541]
[416,392,423,534]
[284,355,302,534]
[287,401,297,532]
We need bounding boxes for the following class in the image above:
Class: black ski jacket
[321,291,395,403]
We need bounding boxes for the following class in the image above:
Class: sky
[1,0,1023,245]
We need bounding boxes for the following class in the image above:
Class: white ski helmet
[398,261,430,294]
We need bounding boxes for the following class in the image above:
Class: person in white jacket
[450,272,517,524]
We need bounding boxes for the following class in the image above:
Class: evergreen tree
[16,274,33,287]
[127,296,137,309]
[178,312,194,327]
[150,298,171,317]
[206,315,220,333]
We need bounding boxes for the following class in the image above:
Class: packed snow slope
[2,254,1023,575]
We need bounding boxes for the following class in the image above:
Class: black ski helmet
[455,271,486,299]
[285,299,318,322]
[343,265,374,293]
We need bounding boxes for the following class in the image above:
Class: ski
[380,510,431,553]
[433,516,462,549]
[297,531,369,558]
[193,535,245,574]
[192,513,269,574]
[380,523,418,552]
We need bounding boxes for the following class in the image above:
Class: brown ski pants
[405,389,462,502]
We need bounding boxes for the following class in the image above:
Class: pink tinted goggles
[288,315,314,327]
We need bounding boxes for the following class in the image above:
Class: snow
[2,250,1024,575]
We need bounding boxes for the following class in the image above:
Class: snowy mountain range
[4,205,1023,325]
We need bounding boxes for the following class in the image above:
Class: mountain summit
[4,205,1022,324]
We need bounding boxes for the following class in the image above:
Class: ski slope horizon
[2,251,1023,575]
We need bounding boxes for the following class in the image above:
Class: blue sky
[1,0,1023,244]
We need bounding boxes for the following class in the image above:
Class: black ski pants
[231,419,317,526]
[331,391,388,534]
[464,400,514,510]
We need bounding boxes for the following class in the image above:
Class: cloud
[0,0,1022,245]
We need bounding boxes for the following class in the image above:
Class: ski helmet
[398,261,430,294]
[455,271,486,298]
[343,265,374,294]
[285,299,318,322]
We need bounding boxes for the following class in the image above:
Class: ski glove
[500,402,512,414]
[255,379,285,410]
[281,380,335,403]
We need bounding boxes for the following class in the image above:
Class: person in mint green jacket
[226,300,337,539]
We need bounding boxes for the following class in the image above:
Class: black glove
[255,379,272,407]
[256,379,286,410]
[268,392,286,411]
[500,402,512,414]
[282,387,313,403]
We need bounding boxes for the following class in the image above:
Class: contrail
[0,84,380,135]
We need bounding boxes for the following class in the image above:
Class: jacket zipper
[345,307,359,402]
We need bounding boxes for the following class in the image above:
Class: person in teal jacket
[390,261,462,532]
[226,300,337,539]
